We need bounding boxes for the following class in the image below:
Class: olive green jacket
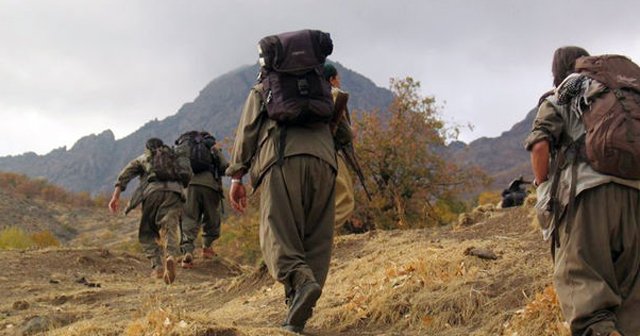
[524,95,640,208]
[226,84,337,189]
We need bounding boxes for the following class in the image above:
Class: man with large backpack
[227,29,336,333]
[175,131,228,268]
[108,138,192,284]
[526,46,640,336]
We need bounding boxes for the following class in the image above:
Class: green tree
[353,77,487,229]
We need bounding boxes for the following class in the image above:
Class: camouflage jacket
[115,150,185,213]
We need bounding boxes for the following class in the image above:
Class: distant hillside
[0,62,393,194]
[453,108,536,190]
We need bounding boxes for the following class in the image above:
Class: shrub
[353,77,488,229]
[0,227,35,249]
[31,230,61,248]
[0,172,104,208]
[477,190,502,206]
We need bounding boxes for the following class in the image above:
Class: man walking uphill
[324,63,356,231]
[175,131,229,268]
[108,138,191,284]
[227,29,336,334]
[526,46,640,336]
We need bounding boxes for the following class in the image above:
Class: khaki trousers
[181,185,222,254]
[334,153,355,230]
[139,191,183,268]
[554,183,640,336]
[259,155,336,292]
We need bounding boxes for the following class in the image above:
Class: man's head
[145,138,164,151]
[323,63,340,88]
[552,46,590,87]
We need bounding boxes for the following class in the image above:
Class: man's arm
[531,140,550,186]
[524,99,564,186]
[108,156,144,213]
[108,187,121,213]
[212,147,230,176]
[226,87,265,214]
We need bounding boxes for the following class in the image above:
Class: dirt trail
[0,205,562,336]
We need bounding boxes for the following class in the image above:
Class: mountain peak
[70,129,116,152]
[0,63,393,193]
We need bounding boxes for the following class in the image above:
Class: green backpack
[147,145,192,187]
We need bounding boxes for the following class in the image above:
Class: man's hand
[108,187,121,214]
[229,182,247,214]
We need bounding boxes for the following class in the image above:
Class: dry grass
[311,232,550,335]
[31,230,61,248]
[477,190,502,206]
[0,227,60,249]
[0,226,34,249]
[503,286,569,336]
[1,201,563,336]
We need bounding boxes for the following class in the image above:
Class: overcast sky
[1,0,639,156]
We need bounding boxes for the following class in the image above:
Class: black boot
[282,282,322,333]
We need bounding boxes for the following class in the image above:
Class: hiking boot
[181,253,194,269]
[586,321,623,336]
[284,282,322,331]
[163,256,176,284]
[201,247,216,259]
[151,267,163,279]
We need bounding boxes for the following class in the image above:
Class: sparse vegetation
[503,286,569,336]
[0,226,34,249]
[0,192,563,335]
[477,190,502,206]
[353,77,488,229]
[0,227,60,249]
[0,172,106,207]
[216,195,262,265]
[31,230,61,248]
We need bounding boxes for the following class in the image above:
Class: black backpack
[258,29,334,124]
[176,131,216,174]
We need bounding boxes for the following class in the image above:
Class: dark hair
[145,138,164,150]
[552,46,590,87]
[323,63,337,81]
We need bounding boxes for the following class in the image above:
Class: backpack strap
[549,135,586,258]
[548,145,565,257]
[276,125,287,167]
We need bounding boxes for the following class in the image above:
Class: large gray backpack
[257,29,334,124]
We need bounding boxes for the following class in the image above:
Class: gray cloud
[1,0,639,155]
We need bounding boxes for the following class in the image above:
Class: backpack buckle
[297,78,309,96]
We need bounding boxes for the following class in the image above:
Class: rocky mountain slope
[453,108,536,190]
[0,62,393,194]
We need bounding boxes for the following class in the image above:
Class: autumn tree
[353,77,487,229]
